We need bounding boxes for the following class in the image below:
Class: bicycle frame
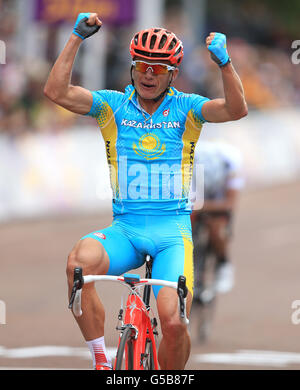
[115,288,159,369]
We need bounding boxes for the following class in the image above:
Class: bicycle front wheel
[115,326,135,370]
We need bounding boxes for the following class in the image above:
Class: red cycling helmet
[130,27,184,66]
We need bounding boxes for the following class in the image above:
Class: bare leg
[157,287,192,370]
[66,237,110,341]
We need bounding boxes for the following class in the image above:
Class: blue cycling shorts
[81,214,194,298]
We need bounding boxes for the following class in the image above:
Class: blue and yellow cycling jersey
[86,85,209,215]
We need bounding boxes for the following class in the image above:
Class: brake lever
[68,267,84,309]
[177,275,188,320]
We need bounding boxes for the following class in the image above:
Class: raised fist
[73,13,102,40]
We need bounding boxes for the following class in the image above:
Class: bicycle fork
[116,292,159,370]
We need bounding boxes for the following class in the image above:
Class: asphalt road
[1,181,300,370]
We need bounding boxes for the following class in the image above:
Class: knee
[160,315,187,343]
[66,240,108,284]
[66,250,80,282]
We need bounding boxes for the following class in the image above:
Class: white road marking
[2,346,300,369]
[0,345,117,360]
[194,350,300,367]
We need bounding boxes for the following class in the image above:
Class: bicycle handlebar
[69,268,189,325]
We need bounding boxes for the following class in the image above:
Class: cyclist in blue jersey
[44,13,247,370]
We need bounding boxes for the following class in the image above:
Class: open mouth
[141,82,156,90]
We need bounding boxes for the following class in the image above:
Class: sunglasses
[132,60,176,75]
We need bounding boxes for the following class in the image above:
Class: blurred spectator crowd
[1,0,300,138]
[180,38,300,109]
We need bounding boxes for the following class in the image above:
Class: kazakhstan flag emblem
[133,133,166,160]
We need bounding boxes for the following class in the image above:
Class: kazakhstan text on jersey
[85,85,209,216]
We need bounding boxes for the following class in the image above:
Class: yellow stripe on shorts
[182,237,194,296]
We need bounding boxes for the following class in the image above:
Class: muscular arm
[201,33,248,123]
[44,13,102,115]
[202,63,248,123]
[44,34,93,114]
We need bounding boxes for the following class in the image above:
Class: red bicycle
[68,255,188,370]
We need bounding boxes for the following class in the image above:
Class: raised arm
[44,13,102,115]
[201,33,248,123]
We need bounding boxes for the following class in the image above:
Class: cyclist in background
[44,13,247,370]
[191,140,245,295]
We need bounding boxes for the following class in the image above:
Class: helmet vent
[134,49,170,59]
[174,46,182,57]
[168,38,177,51]
[142,32,148,47]
[159,35,168,49]
[150,35,157,49]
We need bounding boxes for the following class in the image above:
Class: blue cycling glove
[208,33,231,67]
[73,13,101,40]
